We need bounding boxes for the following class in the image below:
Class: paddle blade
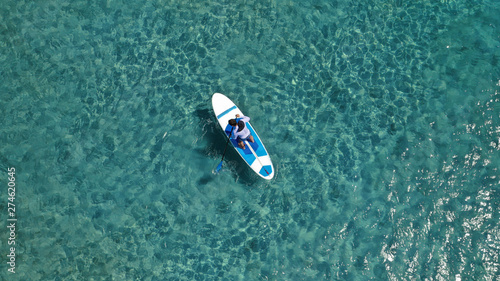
[215,161,223,173]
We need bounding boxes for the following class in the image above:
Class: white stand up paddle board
[212,93,274,180]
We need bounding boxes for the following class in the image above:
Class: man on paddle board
[228,114,255,149]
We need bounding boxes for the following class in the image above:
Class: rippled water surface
[1,0,499,280]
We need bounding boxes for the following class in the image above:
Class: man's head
[228,119,245,131]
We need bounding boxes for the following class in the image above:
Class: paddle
[215,128,233,173]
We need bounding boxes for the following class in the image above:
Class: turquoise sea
[1,0,499,280]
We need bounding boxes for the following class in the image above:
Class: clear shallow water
[1,0,499,280]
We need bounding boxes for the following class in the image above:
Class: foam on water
[1,0,499,280]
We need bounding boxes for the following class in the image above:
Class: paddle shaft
[221,131,232,158]
[218,128,233,168]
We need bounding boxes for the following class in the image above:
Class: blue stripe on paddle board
[217,105,237,119]
[243,153,256,166]
[233,140,256,166]
[246,125,267,157]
